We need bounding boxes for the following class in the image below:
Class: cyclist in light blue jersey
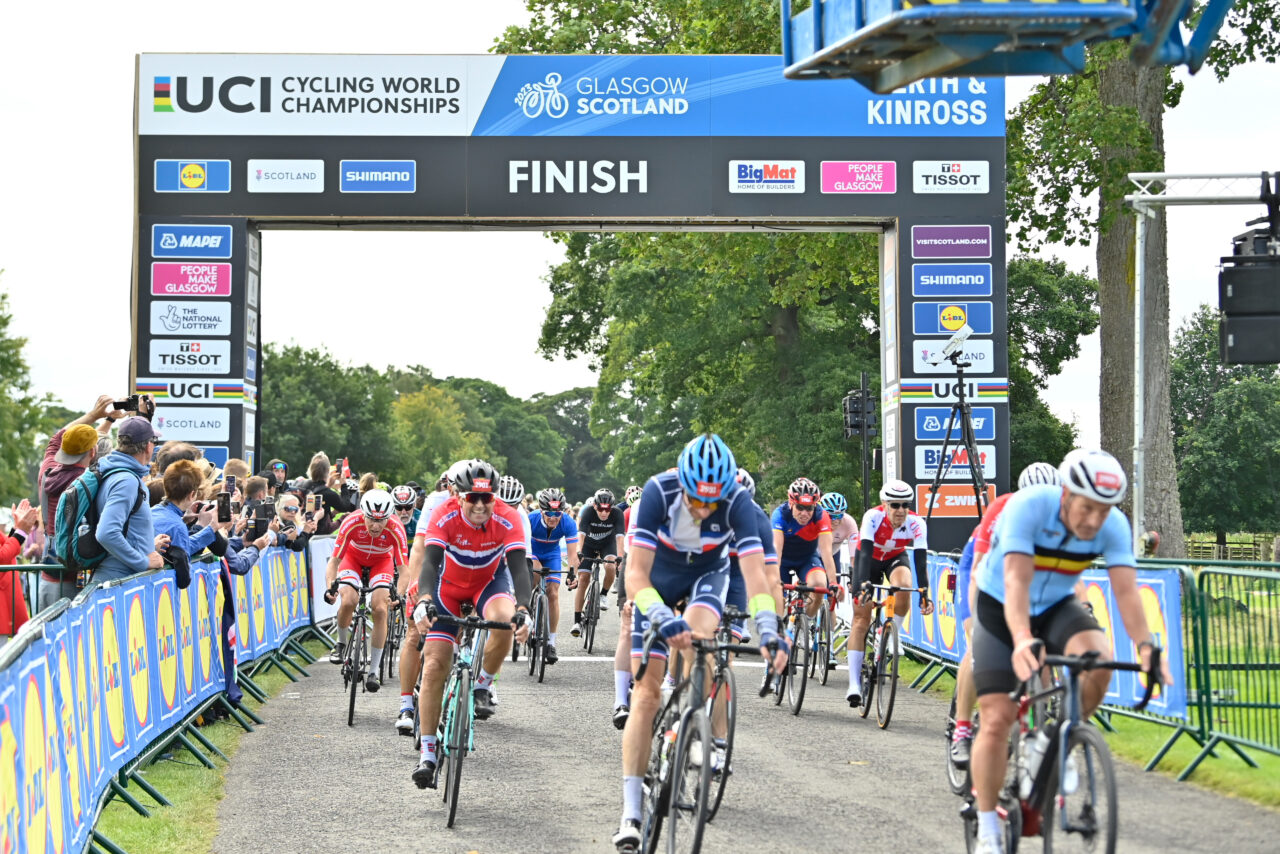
[969,449,1170,854]
[528,487,579,665]
[612,435,786,853]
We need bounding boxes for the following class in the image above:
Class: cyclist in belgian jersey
[847,479,933,707]
[772,478,842,618]
[969,450,1169,854]
[947,462,1059,765]
[323,490,408,693]
[612,434,785,853]
[572,488,626,636]
[528,487,579,665]
[408,460,531,789]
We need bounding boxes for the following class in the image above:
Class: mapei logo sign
[149,340,232,374]
[914,406,996,442]
[729,161,805,194]
[152,224,233,259]
[913,160,990,194]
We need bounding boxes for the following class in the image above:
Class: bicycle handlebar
[782,583,834,595]
[634,627,774,683]
[1014,645,1165,712]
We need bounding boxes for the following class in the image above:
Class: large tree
[0,285,53,504]
[528,386,619,498]
[439,378,566,491]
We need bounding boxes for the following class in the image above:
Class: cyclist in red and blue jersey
[771,477,842,620]
[969,450,1169,854]
[528,487,579,665]
[612,434,786,854]
[407,459,531,789]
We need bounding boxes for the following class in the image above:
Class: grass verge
[93,639,328,854]
[898,654,1280,810]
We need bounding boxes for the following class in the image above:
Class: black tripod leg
[958,402,987,520]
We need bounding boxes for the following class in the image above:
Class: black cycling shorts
[865,552,913,586]
[971,591,1101,697]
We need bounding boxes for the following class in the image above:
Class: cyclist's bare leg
[1063,627,1112,715]
[336,584,358,637]
[805,568,828,618]
[573,568,590,613]
[545,573,562,639]
[418,640,454,737]
[614,600,634,706]
[954,616,977,723]
[399,618,421,696]
[972,694,1016,811]
[888,564,914,621]
[622,642,668,776]
[481,597,516,677]
[370,588,390,650]
[850,599,872,653]
[711,652,734,739]
[602,556,617,596]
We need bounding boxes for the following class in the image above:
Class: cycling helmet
[593,488,615,507]
[390,485,416,508]
[497,475,524,506]
[735,468,757,499]
[1059,449,1127,505]
[537,487,567,512]
[676,433,738,501]
[820,492,848,516]
[446,459,471,489]
[454,459,500,494]
[360,489,394,521]
[788,477,821,507]
[879,479,914,504]
[1017,462,1062,490]
[624,485,643,504]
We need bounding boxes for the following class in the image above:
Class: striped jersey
[333,512,408,565]
[419,496,526,581]
[631,471,762,572]
[977,484,1134,615]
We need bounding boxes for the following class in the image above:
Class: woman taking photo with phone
[151,459,227,589]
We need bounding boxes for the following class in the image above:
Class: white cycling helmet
[497,475,524,506]
[735,468,757,499]
[879,479,914,504]
[1017,462,1062,490]
[624,485,643,504]
[360,489,394,521]
[1059,449,1127,505]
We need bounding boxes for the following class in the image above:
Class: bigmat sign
[133,54,1008,549]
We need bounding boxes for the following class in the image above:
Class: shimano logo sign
[913,160,990,194]
[911,263,993,298]
[151,224,233,259]
[340,160,416,193]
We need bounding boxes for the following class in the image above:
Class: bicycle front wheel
[443,668,471,827]
[787,616,810,716]
[667,709,712,854]
[876,619,899,728]
[528,594,543,676]
[706,666,736,823]
[347,619,366,727]
[945,693,971,795]
[1042,724,1118,854]
[584,580,600,653]
[859,624,877,719]
[537,596,551,683]
[817,606,833,685]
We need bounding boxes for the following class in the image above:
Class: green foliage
[1006,256,1100,386]
[0,284,53,504]
[529,386,620,499]
[440,378,566,490]
[1009,361,1078,478]
[1198,0,1280,80]
[1171,306,1280,534]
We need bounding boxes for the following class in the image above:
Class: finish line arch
[131,53,1008,548]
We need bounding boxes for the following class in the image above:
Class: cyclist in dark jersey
[572,488,625,636]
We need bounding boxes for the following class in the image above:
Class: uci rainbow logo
[157,586,179,712]
[180,583,196,697]
[100,606,127,749]
[23,675,46,854]
[0,705,19,854]
[127,595,150,729]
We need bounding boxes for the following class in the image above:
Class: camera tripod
[924,350,988,523]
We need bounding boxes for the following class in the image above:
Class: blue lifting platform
[781,0,1239,93]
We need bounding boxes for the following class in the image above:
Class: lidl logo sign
[154,160,232,193]
[912,301,993,335]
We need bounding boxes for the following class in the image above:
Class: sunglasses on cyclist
[886,502,911,510]
[464,492,495,505]
[541,510,562,518]
[792,502,815,512]
[829,512,844,522]
[597,504,612,512]
[685,496,720,511]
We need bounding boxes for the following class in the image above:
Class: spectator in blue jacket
[151,460,221,589]
[92,416,168,583]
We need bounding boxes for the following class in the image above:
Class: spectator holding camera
[150,460,222,589]
[0,500,36,643]
[276,493,319,552]
[300,452,354,535]
[92,416,169,583]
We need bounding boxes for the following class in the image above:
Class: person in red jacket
[0,499,38,641]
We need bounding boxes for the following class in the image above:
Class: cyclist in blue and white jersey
[528,487,579,665]
[612,434,786,854]
[969,450,1170,854]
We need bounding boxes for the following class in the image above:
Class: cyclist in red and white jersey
[845,479,934,707]
[408,459,531,789]
[323,489,408,694]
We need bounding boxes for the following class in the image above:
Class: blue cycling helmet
[820,492,848,516]
[676,433,738,501]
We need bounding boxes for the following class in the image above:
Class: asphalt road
[216,601,1280,854]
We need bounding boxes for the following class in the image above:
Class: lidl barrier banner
[307,536,339,624]
[0,544,314,854]
[888,555,1189,718]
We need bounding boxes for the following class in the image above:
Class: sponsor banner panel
[915,444,997,480]
[247,159,324,193]
[912,301,993,335]
[340,159,417,192]
[911,224,992,259]
[135,377,246,404]
[911,338,995,374]
[913,405,997,441]
[820,160,896,193]
[900,377,1008,403]
[916,484,997,517]
[911,263,992,297]
[148,340,232,375]
[151,263,232,298]
[153,406,232,443]
[154,159,232,193]
[151,224,233,259]
[196,446,229,468]
[150,301,232,336]
[912,160,990,194]
[728,160,804,193]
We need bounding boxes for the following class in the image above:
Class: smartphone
[306,494,319,513]
[224,475,237,495]
[341,458,351,479]
[216,493,232,523]
[231,501,243,515]
[112,394,140,412]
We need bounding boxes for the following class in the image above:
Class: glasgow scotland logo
[516,73,570,119]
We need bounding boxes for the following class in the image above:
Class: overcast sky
[1,1,1277,448]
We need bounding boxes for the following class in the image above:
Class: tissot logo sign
[508,160,648,194]
[149,340,232,374]
[913,160,990,194]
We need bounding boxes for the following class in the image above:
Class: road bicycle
[427,610,516,828]
[522,565,556,683]
[960,645,1162,854]
[337,573,376,727]
[856,583,926,729]
[578,554,613,653]
[774,581,836,715]
[704,605,756,823]
[634,627,772,854]
[805,583,840,685]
